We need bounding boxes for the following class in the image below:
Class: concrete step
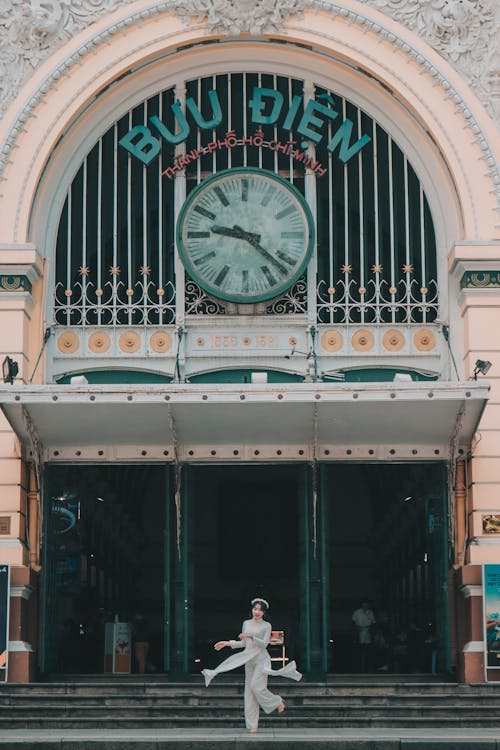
[1,728,500,750]
[3,715,500,730]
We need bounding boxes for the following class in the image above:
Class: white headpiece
[252,597,269,609]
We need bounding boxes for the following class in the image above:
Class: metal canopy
[0,381,489,462]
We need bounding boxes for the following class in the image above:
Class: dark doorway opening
[325,463,448,675]
[42,464,167,675]
[191,464,301,672]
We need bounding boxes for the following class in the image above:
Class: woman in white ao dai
[201,598,302,732]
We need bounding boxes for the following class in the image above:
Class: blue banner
[483,564,500,669]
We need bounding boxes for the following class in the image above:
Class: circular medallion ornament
[383,329,405,352]
[57,332,79,354]
[321,330,343,352]
[88,332,110,354]
[352,330,374,352]
[119,331,141,353]
[150,331,171,353]
[414,329,436,351]
[176,167,314,304]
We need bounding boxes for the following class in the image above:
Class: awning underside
[0,381,489,462]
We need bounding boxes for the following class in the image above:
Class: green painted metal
[336,368,438,383]
[39,466,54,674]
[298,466,311,673]
[319,464,329,672]
[189,369,305,384]
[171,465,194,674]
[56,370,171,384]
[426,463,451,675]
[163,465,171,673]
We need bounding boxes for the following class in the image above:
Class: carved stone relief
[0,1,498,141]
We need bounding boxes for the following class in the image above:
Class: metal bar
[388,135,395,324]
[197,79,202,185]
[97,137,103,324]
[273,74,278,174]
[342,98,349,323]
[228,73,232,169]
[127,111,133,326]
[158,94,164,325]
[420,184,427,323]
[404,155,411,321]
[66,187,72,327]
[143,99,148,323]
[328,113,334,325]
[373,121,380,323]
[358,108,365,324]
[243,73,248,167]
[82,157,88,325]
[113,123,118,324]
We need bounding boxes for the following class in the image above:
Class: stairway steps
[3,716,500,730]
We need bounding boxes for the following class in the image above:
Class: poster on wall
[483,564,500,669]
[0,564,9,682]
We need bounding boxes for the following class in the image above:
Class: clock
[176,167,315,304]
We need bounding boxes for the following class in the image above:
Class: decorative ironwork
[317,276,439,325]
[266,278,307,314]
[54,278,175,326]
[185,280,227,315]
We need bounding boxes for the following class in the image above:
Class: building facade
[0,0,499,682]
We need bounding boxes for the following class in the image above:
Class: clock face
[176,168,314,304]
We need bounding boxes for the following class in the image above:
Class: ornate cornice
[0,1,498,125]
[0,1,498,220]
[171,0,307,34]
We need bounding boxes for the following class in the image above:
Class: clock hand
[245,237,289,276]
[210,225,244,239]
[210,224,286,275]
[210,225,262,244]
[232,225,261,244]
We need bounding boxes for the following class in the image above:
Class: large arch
[0,1,498,251]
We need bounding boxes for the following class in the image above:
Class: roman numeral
[242,269,249,293]
[241,179,248,202]
[214,187,230,207]
[187,231,210,238]
[261,266,277,286]
[194,205,216,220]
[276,250,296,266]
[214,264,230,287]
[276,205,296,220]
[193,251,216,266]
[261,187,276,206]
[281,231,304,239]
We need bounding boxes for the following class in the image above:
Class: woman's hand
[238,633,252,640]
[214,641,228,651]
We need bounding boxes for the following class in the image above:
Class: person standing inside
[352,600,376,672]
[201,597,302,733]
[132,614,149,675]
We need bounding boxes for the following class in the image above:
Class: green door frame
[170,464,194,675]
[299,463,329,675]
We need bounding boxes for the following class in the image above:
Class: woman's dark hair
[251,598,269,617]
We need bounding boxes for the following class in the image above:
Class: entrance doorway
[324,463,448,675]
[42,464,167,675]
[190,464,301,671]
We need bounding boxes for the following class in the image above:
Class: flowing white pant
[202,653,301,730]
[244,656,282,730]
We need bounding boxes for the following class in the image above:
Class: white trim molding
[460,585,483,598]
[10,585,34,601]
[463,641,484,653]
[7,641,34,653]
